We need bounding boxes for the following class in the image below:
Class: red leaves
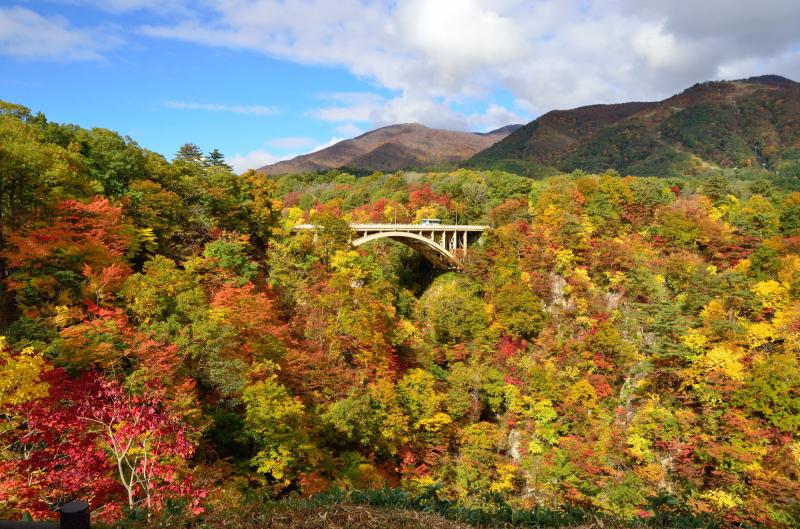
[587,374,613,399]
[211,283,286,340]
[83,263,132,304]
[408,183,450,212]
[129,335,181,379]
[4,197,131,269]
[3,196,135,316]
[1,368,118,518]
[279,344,357,401]
[489,198,528,226]
[77,374,199,516]
[496,336,526,362]
[592,353,614,372]
[349,197,397,223]
[1,369,201,521]
[59,197,131,257]
[211,282,289,365]
[58,306,181,377]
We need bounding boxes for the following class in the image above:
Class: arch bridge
[293,223,488,269]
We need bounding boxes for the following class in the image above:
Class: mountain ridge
[257,123,518,175]
[470,75,800,176]
[258,75,800,178]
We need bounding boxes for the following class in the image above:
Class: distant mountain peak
[258,122,518,175]
[469,74,800,177]
[477,124,524,136]
[739,74,798,86]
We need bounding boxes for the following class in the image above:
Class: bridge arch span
[293,223,487,269]
[352,231,457,268]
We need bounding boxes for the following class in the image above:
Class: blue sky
[1,2,397,170]
[2,1,799,172]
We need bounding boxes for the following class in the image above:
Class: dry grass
[262,504,473,529]
[105,501,656,529]
[100,504,482,529]
[197,504,624,529]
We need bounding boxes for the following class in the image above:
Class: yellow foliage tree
[0,337,51,409]
[751,280,788,311]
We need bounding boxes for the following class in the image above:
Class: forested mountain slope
[0,100,799,528]
[257,123,519,175]
[471,75,800,178]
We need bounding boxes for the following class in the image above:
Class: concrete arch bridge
[293,223,488,269]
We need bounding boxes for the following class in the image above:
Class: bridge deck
[294,223,487,231]
[292,223,487,269]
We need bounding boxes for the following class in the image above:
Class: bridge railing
[293,223,488,231]
[291,222,487,269]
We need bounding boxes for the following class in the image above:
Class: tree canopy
[0,101,799,528]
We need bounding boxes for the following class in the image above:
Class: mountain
[257,123,519,175]
[470,75,800,177]
[476,124,524,136]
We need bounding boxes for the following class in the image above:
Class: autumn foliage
[1,103,799,528]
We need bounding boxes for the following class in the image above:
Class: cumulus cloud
[467,104,528,131]
[30,0,798,124]
[0,6,118,61]
[387,0,525,96]
[310,91,527,132]
[51,0,190,14]
[310,136,346,153]
[309,93,387,123]
[139,0,800,121]
[717,49,800,82]
[139,0,530,102]
[229,149,289,173]
[230,136,350,173]
[601,0,799,96]
[164,100,278,115]
[335,123,364,137]
[267,136,315,149]
[626,0,800,46]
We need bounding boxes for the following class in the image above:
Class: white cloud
[7,0,795,140]
[387,0,525,95]
[468,104,527,132]
[230,136,349,173]
[138,1,799,124]
[310,137,346,153]
[0,6,118,61]
[229,149,291,173]
[632,23,686,71]
[335,123,364,137]
[309,92,386,122]
[310,91,527,132]
[716,49,800,82]
[52,0,190,14]
[164,100,278,115]
[267,136,315,149]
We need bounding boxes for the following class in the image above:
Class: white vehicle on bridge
[420,218,442,225]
